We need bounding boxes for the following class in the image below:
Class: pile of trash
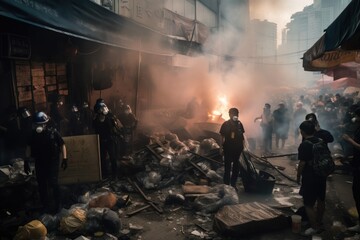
[0,131,297,239]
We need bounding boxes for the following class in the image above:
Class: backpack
[306,138,335,177]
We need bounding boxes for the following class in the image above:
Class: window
[185,0,195,19]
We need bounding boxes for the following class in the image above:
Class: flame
[207,95,229,122]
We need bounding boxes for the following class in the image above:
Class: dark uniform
[220,108,245,188]
[68,105,83,136]
[26,112,67,213]
[93,102,123,178]
[298,137,327,206]
[118,105,137,155]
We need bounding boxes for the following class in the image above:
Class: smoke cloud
[102,1,317,142]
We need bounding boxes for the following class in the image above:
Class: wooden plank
[59,134,101,184]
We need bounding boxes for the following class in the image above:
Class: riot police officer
[25,112,68,213]
[118,104,138,155]
[68,104,83,136]
[93,102,123,178]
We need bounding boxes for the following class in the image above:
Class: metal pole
[135,39,141,116]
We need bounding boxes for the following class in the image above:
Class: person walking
[25,111,68,213]
[219,108,245,191]
[297,120,327,236]
[342,107,360,233]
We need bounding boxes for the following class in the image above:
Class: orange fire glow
[208,95,229,122]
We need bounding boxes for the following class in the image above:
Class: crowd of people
[254,91,360,156]
[252,91,360,236]
[0,96,138,213]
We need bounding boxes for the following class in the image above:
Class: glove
[61,158,68,170]
[24,160,31,175]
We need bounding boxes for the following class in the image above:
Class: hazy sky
[250,0,313,44]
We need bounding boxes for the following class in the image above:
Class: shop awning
[0,0,147,50]
[303,0,360,71]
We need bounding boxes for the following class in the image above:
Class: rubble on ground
[0,132,358,239]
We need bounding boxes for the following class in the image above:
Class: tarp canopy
[303,0,360,71]
[317,77,360,90]
[0,0,148,50]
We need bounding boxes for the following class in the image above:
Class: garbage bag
[193,184,239,213]
[39,213,59,232]
[14,220,47,240]
[84,208,104,233]
[103,208,121,234]
[59,208,86,234]
[88,191,118,209]
[84,208,121,234]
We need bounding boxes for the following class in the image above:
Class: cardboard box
[59,134,101,184]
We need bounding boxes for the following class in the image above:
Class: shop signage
[0,34,31,59]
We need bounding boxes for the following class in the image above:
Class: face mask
[36,125,44,133]
[101,106,109,115]
[351,117,357,123]
[232,116,238,121]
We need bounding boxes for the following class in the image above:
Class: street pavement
[121,143,360,240]
[1,140,360,240]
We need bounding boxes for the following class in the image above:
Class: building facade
[278,0,351,85]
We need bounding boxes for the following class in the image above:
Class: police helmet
[94,102,109,114]
[34,112,50,124]
[94,98,105,112]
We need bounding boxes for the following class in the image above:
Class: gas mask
[232,116,238,121]
[100,105,109,115]
[35,124,45,133]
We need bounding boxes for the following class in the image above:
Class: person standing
[68,105,83,136]
[80,101,93,134]
[273,102,290,149]
[93,101,123,178]
[118,104,138,155]
[293,102,307,145]
[305,113,334,144]
[342,107,360,233]
[49,96,68,136]
[219,108,245,191]
[25,112,68,213]
[297,120,327,236]
[254,103,273,154]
